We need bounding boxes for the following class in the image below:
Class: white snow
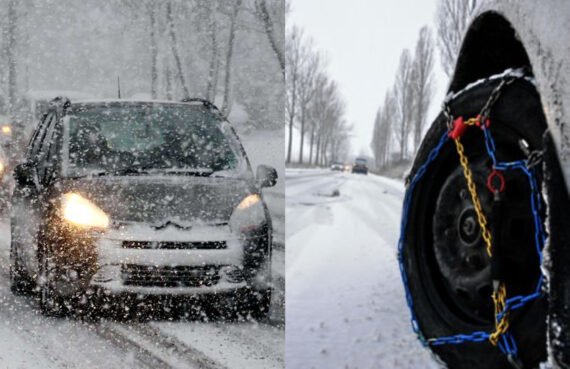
[286,169,439,369]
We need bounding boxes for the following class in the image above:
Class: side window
[36,114,59,181]
[29,113,55,161]
[26,113,48,160]
[40,119,63,182]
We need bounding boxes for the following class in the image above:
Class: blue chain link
[398,121,546,360]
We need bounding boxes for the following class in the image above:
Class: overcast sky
[289,0,448,157]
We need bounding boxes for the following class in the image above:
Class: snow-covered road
[0,220,284,369]
[285,169,439,369]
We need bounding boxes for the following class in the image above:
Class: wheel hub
[458,208,481,246]
[433,161,494,321]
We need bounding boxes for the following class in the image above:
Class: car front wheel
[401,76,548,368]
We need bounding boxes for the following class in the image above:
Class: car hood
[60,176,255,224]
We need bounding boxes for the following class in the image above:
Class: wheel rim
[417,126,542,327]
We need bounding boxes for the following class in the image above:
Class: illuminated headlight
[0,161,4,174]
[230,194,266,232]
[1,125,11,134]
[61,193,109,229]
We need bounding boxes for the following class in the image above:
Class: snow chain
[453,128,510,346]
[397,70,546,368]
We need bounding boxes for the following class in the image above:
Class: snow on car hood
[60,176,254,224]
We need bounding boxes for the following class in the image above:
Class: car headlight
[1,125,11,134]
[230,194,266,232]
[0,161,4,174]
[61,193,109,229]
[237,194,260,210]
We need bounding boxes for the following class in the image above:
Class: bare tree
[411,26,435,153]
[296,46,320,164]
[285,25,303,164]
[393,50,415,161]
[221,0,242,114]
[370,91,395,169]
[436,0,477,76]
[5,0,17,118]
[205,1,220,101]
[255,0,285,77]
[166,1,191,100]
[148,2,158,99]
[371,108,384,169]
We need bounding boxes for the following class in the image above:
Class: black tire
[236,288,272,321]
[403,78,548,369]
[38,245,68,317]
[9,223,35,296]
[10,243,34,296]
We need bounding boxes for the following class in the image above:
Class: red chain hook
[487,169,505,193]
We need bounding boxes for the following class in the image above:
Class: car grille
[121,264,221,287]
[121,241,227,250]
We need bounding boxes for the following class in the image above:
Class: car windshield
[65,103,245,176]
[355,158,366,164]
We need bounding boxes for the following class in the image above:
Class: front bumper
[65,222,267,296]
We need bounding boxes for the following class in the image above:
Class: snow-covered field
[285,168,439,369]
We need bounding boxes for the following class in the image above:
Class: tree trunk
[166,1,190,100]
[222,0,242,115]
[287,113,294,164]
[149,5,158,99]
[206,2,218,101]
[309,127,315,165]
[315,135,321,166]
[165,63,173,100]
[256,0,285,78]
[7,0,17,119]
[298,110,305,164]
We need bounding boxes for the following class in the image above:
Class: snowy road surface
[285,169,439,369]
[0,220,284,369]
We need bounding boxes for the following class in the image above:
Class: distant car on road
[352,158,368,175]
[10,97,278,319]
[330,161,344,171]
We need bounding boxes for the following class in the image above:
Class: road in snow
[285,169,439,369]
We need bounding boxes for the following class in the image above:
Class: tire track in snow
[285,170,439,369]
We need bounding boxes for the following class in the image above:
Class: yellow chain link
[452,130,509,346]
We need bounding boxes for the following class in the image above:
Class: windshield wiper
[86,168,149,177]
[144,168,214,176]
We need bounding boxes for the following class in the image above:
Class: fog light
[221,266,244,283]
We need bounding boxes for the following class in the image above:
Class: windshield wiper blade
[144,168,214,176]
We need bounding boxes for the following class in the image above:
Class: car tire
[402,77,549,368]
[38,244,68,317]
[236,288,272,320]
[9,235,34,296]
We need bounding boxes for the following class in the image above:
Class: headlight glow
[1,125,11,134]
[230,194,265,232]
[237,194,260,210]
[62,193,109,229]
[0,161,4,174]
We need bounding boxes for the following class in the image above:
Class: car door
[12,111,57,275]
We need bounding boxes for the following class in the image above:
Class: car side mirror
[256,164,277,188]
[13,162,39,189]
